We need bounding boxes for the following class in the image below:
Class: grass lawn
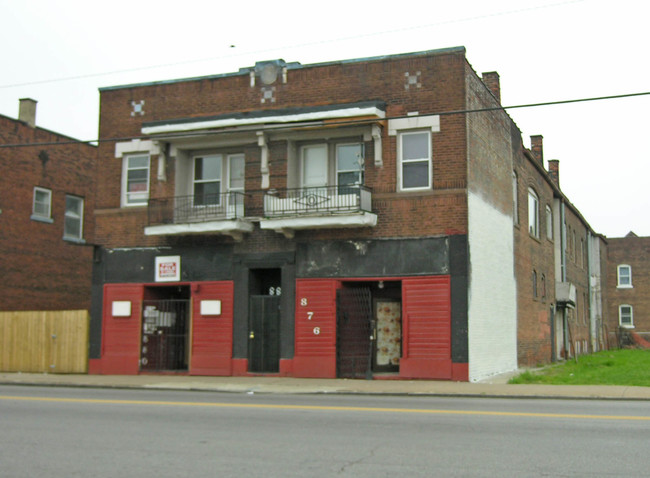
[509,349,650,386]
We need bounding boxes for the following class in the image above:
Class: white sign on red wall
[155,256,181,282]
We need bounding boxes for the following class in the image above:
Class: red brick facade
[88,47,612,379]
[95,49,470,246]
[607,234,650,341]
[513,145,557,365]
[0,102,97,310]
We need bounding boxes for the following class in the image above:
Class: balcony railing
[263,185,372,217]
[148,192,246,226]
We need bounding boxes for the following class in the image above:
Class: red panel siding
[293,279,338,378]
[190,281,234,376]
[101,284,143,375]
[400,276,452,379]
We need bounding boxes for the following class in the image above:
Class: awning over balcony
[141,101,386,135]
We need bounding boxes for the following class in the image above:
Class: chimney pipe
[548,159,560,186]
[530,135,544,166]
[19,98,37,128]
[481,72,501,103]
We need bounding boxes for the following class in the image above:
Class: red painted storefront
[90,281,234,375]
[91,275,465,381]
[292,275,459,380]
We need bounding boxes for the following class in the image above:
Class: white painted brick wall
[468,191,518,381]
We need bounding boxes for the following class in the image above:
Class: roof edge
[99,46,466,92]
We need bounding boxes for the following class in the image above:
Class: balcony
[259,185,377,238]
[145,192,253,240]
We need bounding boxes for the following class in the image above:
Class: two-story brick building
[511,133,607,367]
[88,47,607,381]
[0,99,97,311]
[607,233,649,344]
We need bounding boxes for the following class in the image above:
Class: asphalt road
[1,385,649,477]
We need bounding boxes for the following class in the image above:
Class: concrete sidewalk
[2,372,650,400]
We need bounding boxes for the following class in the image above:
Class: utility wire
[0,0,584,90]
[0,89,648,149]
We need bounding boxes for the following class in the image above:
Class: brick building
[89,47,607,381]
[607,233,650,343]
[513,134,607,365]
[0,99,97,311]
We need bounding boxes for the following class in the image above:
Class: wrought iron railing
[147,187,373,226]
[263,185,372,217]
[148,192,246,226]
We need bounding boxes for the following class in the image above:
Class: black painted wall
[296,237,450,278]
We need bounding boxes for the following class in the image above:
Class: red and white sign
[155,256,181,282]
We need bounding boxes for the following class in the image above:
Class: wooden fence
[0,310,89,373]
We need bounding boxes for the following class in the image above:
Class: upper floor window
[299,142,364,190]
[64,195,84,241]
[336,143,364,188]
[532,270,538,299]
[32,187,53,222]
[192,153,245,205]
[617,264,632,288]
[122,154,150,206]
[545,205,553,240]
[301,144,328,188]
[398,131,431,191]
[619,304,634,328]
[527,188,539,238]
[572,230,577,262]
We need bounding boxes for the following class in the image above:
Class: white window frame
[297,141,365,191]
[227,154,246,193]
[31,187,53,222]
[397,130,432,192]
[63,195,84,242]
[192,154,223,206]
[336,143,364,187]
[617,264,633,288]
[528,188,539,238]
[300,144,329,188]
[619,304,634,328]
[121,154,150,207]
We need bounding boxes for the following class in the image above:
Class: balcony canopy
[141,101,386,136]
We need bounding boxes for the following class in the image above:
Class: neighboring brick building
[607,233,650,343]
[513,134,608,366]
[0,99,97,311]
[88,47,608,381]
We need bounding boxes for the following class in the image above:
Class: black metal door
[248,295,281,373]
[336,287,373,379]
[140,300,189,372]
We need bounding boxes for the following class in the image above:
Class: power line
[1,89,647,149]
[0,0,584,90]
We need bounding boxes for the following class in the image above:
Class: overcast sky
[1,0,648,238]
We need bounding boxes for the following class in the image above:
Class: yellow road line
[2,395,650,421]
